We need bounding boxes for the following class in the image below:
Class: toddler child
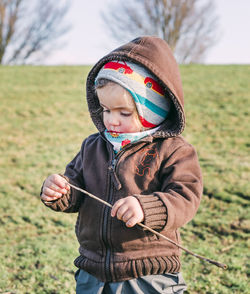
[41,36,203,293]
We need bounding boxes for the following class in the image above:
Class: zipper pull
[111,158,117,169]
[109,159,122,190]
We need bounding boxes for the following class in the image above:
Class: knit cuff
[133,194,167,231]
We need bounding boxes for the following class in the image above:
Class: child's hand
[40,174,70,202]
[111,196,144,227]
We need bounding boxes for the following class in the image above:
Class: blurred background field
[0,65,249,293]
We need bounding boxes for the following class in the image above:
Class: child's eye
[102,108,110,113]
[121,112,132,117]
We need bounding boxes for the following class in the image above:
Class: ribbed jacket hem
[74,254,181,282]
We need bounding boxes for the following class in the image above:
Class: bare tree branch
[101,0,219,63]
[0,0,71,64]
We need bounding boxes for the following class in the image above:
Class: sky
[44,0,250,65]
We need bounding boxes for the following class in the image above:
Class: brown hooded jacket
[42,36,203,282]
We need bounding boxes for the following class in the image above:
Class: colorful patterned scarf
[104,127,160,153]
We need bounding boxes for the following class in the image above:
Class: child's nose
[108,114,120,126]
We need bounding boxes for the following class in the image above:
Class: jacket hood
[86,36,185,138]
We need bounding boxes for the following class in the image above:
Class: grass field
[0,65,249,293]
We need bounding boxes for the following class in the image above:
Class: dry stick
[67,182,227,270]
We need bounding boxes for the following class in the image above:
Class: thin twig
[220,244,234,253]
[67,181,227,270]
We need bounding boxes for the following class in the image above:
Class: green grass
[0,65,249,293]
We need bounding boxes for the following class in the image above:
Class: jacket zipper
[102,181,113,281]
[102,150,124,281]
[101,137,148,281]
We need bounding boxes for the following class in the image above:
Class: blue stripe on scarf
[127,89,168,118]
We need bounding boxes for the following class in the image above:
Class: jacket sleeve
[41,143,86,213]
[135,143,203,231]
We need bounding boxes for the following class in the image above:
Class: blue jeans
[75,269,187,294]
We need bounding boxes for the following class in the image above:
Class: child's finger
[52,174,69,189]
[121,210,133,223]
[41,193,60,202]
[111,199,125,217]
[47,181,68,194]
[116,206,129,221]
[126,216,138,228]
[43,186,62,198]
[47,174,69,191]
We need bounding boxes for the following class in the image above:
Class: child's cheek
[121,120,133,133]
[102,115,109,129]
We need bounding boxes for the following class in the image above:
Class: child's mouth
[107,130,123,134]
[107,130,123,137]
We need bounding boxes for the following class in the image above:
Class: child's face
[97,83,142,133]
